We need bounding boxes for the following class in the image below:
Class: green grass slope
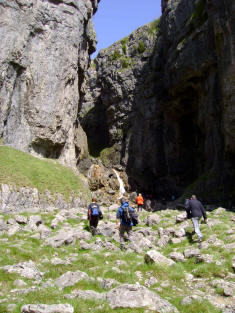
[0,146,90,201]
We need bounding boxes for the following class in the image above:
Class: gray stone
[65,289,106,301]
[144,276,158,287]
[21,304,74,313]
[169,252,185,262]
[181,295,202,305]
[145,215,161,227]
[1,260,43,280]
[14,215,28,225]
[184,248,201,259]
[13,279,27,287]
[176,213,187,223]
[145,250,175,266]
[55,270,89,289]
[107,284,179,312]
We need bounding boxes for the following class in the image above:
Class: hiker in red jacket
[136,193,144,212]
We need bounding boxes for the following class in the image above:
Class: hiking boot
[198,237,202,243]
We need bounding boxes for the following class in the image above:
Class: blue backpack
[91,204,100,216]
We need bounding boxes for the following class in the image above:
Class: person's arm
[87,204,91,220]
[200,203,207,221]
[116,209,121,229]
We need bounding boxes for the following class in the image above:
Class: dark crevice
[31,139,64,159]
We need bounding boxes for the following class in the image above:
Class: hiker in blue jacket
[88,198,103,235]
[116,197,135,250]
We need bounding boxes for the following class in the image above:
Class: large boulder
[145,250,175,266]
[106,284,179,312]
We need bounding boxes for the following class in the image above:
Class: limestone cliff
[0,0,98,166]
[80,0,235,204]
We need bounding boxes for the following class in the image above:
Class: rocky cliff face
[0,0,98,166]
[80,0,235,204]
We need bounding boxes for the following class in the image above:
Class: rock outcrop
[0,0,99,167]
[80,0,235,204]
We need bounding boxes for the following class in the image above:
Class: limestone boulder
[21,304,74,313]
[106,284,179,312]
[145,250,175,266]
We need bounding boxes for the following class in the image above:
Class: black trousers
[89,216,99,235]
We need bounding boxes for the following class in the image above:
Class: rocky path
[0,205,234,312]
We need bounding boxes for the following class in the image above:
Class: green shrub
[187,0,208,28]
[122,44,127,55]
[121,57,131,69]
[138,41,146,53]
[148,17,160,35]
[109,50,122,61]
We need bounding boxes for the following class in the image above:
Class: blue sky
[91,0,162,58]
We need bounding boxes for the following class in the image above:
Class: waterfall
[113,169,126,199]
[88,164,94,179]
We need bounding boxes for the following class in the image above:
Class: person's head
[120,197,127,204]
[191,195,196,200]
[138,193,142,196]
[92,197,97,202]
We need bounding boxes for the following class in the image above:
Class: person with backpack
[185,195,207,242]
[88,198,103,236]
[116,197,138,250]
[136,193,144,212]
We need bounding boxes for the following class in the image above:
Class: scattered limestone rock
[169,252,185,262]
[55,270,89,289]
[180,294,203,305]
[97,277,119,290]
[13,279,27,288]
[145,250,175,266]
[28,215,43,228]
[157,235,171,247]
[144,276,158,287]
[106,284,179,312]
[195,254,214,263]
[98,222,116,237]
[64,289,106,301]
[14,215,28,225]
[176,213,187,223]
[174,228,186,238]
[21,304,74,313]
[8,224,21,236]
[210,280,235,297]
[145,214,161,226]
[1,261,43,280]
[184,248,201,258]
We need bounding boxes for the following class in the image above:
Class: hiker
[136,193,144,212]
[87,198,103,236]
[185,195,207,242]
[145,198,152,211]
[116,197,137,250]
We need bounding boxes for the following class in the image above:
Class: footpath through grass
[0,146,90,201]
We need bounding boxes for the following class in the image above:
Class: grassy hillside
[0,146,90,201]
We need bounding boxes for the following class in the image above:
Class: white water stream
[113,169,126,199]
[88,164,94,179]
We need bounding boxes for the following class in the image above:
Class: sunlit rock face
[81,0,235,203]
[0,0,99,166]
